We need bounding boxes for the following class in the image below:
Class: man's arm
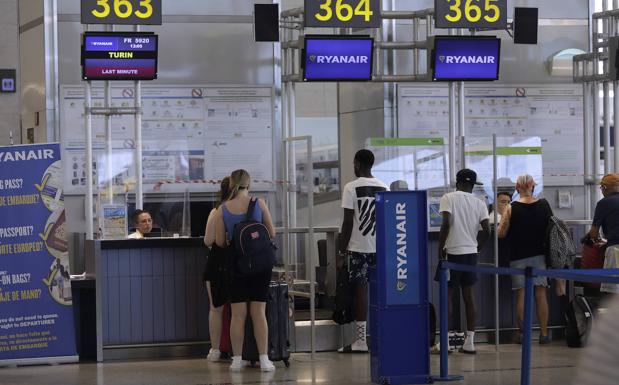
[587,225,600,241]
[438,212,451,260]
[477,219,490,252]
[339,208,354,254]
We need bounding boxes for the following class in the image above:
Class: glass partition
[464,136,544,204]
[366,138,450,191]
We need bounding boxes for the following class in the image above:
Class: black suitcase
[242,282,291,367]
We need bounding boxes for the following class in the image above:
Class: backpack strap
[245,198,258,221]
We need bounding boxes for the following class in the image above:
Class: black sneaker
[539,335,552,345]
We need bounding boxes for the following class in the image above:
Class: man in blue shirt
[587,173,619,294]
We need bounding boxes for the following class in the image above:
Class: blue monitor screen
[303,36,374,81]
[82,33,158,81]
[433,37,501,81]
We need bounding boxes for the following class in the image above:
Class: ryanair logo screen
[433,37,501,81]
[304,37,373,81]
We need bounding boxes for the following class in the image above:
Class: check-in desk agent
[128,209,153,239]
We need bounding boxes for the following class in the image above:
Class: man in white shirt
[438,169,490,354]
[339,149,388,352]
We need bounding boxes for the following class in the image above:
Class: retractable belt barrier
[436,261,619,385]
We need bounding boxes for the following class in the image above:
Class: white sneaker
[460,333,476,354]
[350,338,369,352]
[430,342,454,354]
[207,348,221,362]
[229,356,244,372]
[260,359,276,372]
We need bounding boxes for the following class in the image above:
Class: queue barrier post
[432,260,464,382]
[521,267,535,385]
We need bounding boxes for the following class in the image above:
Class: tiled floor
[0,343,583,385]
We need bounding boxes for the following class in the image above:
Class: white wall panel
[0,0,20,145]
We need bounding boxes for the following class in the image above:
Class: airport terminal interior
[2,1,619,385]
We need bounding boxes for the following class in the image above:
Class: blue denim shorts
[509,255,549,290]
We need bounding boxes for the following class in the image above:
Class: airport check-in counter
[78,238,208,362]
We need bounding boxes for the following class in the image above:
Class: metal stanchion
[520,267,535,385]
[433,260,463,382]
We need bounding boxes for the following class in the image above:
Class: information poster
[0,143,77,364]
[398,84,584,186]
[60,85,274,193]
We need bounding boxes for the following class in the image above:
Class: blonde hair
[516,174,536,193]
[228,169,250,200]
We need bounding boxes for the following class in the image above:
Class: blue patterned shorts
[348,252,376,284]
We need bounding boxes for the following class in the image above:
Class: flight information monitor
[432,36,501,81]
[82,32,158,81]
[303,35,374,82]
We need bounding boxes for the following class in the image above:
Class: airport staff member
[438,169,490,354]
[128,209,153,239]
[587,173,619,295]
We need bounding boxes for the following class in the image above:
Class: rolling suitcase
[242,282,291,367]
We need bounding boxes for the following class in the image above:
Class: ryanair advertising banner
[0,143,77,364]
[375,191,428,307]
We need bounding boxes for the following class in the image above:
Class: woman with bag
[214,169,276,372]
[498,174,552,344]
[203,177,231,361]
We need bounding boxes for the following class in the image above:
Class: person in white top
[438,169,490,354]
[128,210,153,239]
[488,191,512,226]
[339,149,388,352]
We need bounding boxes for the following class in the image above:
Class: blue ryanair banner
[375,191,428,307]
[0,143,77,364]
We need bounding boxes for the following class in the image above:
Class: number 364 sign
[305,0,381,28]
[81,0,162,25]
[435,0,507,29]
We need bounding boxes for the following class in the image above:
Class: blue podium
[370,191,430,385]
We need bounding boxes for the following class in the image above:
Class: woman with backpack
[497,174,553,345]
[203,177,231,362]
[214,169,276,372]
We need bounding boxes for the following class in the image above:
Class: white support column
[85,82,94,240]
[134,80,143,210]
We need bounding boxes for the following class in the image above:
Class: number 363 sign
[81,0,162,25]
[435,0,507,29]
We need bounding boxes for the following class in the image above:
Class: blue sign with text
[0,143,77,363]
[433,36,501,81]
[303,36,374,81]
[375,191,428,307]
[371,191,430,385]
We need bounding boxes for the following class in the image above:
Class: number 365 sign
[81,0,162,25]
[435,0,506,29]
